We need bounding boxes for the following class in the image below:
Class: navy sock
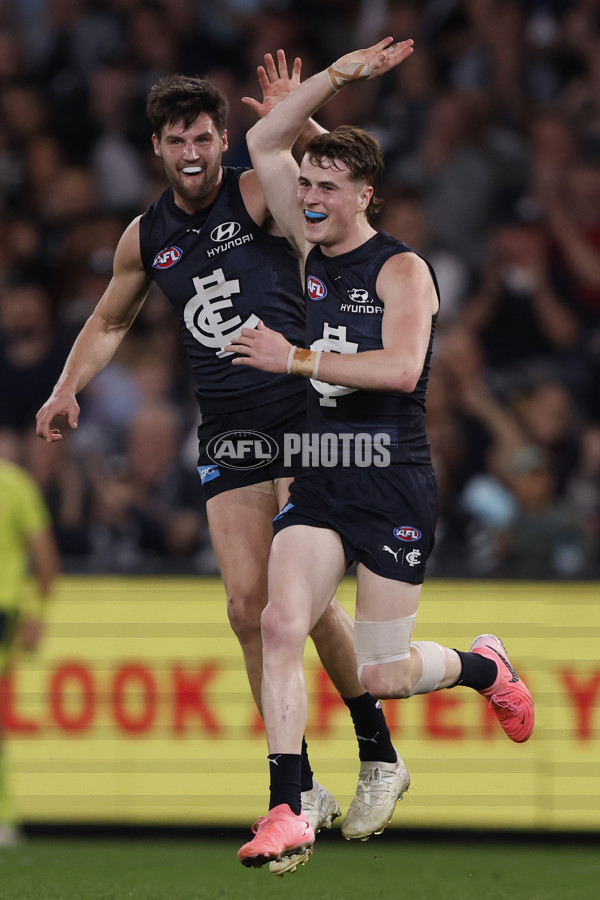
[452,650,498,690]
[300,736,313,792]
[268,753,302,814]
[343,692,397,763]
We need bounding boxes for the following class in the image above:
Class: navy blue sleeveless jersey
[139,167,305,413]
[304,231,439,464]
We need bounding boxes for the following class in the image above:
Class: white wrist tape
[286,345,295,373]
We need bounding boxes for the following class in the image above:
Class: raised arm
[36,217,151,442]
[245,37,414,253]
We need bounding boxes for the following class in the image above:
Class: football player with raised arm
[228,38,535,869]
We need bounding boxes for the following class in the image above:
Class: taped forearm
[327,58,376,91]
[286,346,322,379]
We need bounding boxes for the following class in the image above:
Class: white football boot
[342,755,410,840]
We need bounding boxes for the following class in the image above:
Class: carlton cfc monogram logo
[183,266,259,358]
[152,246,183,269]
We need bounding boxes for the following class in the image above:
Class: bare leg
[208,481,382,713]
[206,486,279,711]
[310,599,365,697]
[274,478,366,698]
[261,525,347,753]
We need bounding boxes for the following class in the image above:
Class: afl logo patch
[307,276,327,301]
[152,246,183,269]
[394,525,422,542]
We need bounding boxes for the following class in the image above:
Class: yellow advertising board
[3,577,599,831]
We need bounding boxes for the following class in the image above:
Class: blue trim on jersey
[274,502,294,522]
[198,465,220,484]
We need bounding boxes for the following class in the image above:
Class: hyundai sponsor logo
[210,221,241,242]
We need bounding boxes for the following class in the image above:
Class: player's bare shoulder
[95,216,151,321]
[238,169,270,227]
[114,215,147,275]
[377,250,439,315]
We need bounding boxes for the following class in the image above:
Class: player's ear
[221,129,229,153]
[358,184,373,213]
[151,133,162,157]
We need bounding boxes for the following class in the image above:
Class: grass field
[0,831,599,900]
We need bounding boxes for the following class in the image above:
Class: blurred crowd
[1,0,599,578]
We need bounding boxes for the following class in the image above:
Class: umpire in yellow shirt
[0,443,59,846]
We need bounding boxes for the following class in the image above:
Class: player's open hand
[242,49,303,118]
[36,391,79,442]
[226,320,291,373]
[328,37,414,90]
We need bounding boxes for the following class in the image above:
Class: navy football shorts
[272,464,438,584]
[197,393,306,501]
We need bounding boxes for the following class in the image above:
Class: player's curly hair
[305,126,384,222]
[146,75,229,137]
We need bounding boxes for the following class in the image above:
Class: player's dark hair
[146,75,229,137]
[305,126,384,222]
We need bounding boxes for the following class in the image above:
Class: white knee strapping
[408,641,446,696]
[354,615,417,681]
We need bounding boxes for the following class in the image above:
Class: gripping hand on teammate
[227,321,291,374]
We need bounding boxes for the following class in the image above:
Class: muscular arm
[36,217,151,441]
[318,254,437,391]
[227,252,437,392]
